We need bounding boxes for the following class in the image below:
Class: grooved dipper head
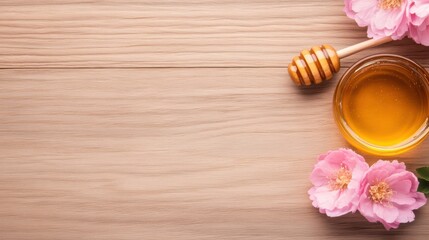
[288,44,340,86]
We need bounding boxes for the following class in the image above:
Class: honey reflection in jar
[334,55,429,156]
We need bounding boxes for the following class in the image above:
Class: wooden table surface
[1,1,429,239]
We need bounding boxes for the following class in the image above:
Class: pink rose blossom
[358,160,427,230]
[408,0,429,45]
[308,148,369,217]
[344,0,409,40]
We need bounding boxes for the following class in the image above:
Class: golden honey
[334,55,429,156]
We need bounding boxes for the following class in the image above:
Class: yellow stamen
[330,166,352,190]
[379,0,402,10]
[369,181,393,203]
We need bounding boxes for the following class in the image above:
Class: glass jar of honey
[333,54,429,156]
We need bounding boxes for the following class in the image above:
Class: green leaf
[418,178,429,194]
[416,167,429,181]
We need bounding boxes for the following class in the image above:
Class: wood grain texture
[1,1,429,239]
[1,0,429,68]
[1,68,429,239]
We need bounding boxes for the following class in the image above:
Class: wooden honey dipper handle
[337,36,393,58]
[288,36,393,86]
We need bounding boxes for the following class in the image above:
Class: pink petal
[417,27,429,45]
[358,198,376,220]
[308,187,319,208]
[317,152,328,161]
[412,192,428,209]
[351,0,377,13]
[374,8,403,30]
[313,186,340,211]
[393,178,413,193]
[390,192,417,206]
[396,208,415,223]
[414,3,429,19]
[354,5,377,27]
[350,161,368,181]
[347,178,360,189]
[336,189,356,209]
[380,220,400,230]
[324,151,347,165]
[310,167,330,187]
[387,174,412,192]
[373,204,399,223]
[374,160,405,173]
[366,169,389,182]
[325,206,351,217]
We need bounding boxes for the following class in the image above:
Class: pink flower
[358,160,427,230]
[408,0,429,45]
[308,149,369,217]
[344,0,409,40]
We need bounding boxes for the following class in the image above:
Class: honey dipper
[288,36,393,86]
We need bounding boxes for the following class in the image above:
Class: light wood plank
[1,68,428,239]
[2,0,429,68]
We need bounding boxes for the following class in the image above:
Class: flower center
[379,0,402,10]
[330,166,352,190]
[369,181,393,203]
